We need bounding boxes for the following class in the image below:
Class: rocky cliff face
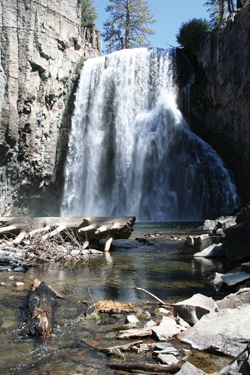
[178,5,250,205]
[0,0,101,216]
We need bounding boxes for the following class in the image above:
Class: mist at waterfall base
[61,48,238,221]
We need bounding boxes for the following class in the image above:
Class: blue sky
[93,0,209,52]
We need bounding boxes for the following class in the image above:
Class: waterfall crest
[61,48,238,221]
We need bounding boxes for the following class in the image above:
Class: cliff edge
[180,5,250,205]
[0,0,101,215]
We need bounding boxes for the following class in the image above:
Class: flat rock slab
[157,354,179,365]
[222,268,250,286]
[176,361,208,375]
[217,344,250,375]
[173,293,217,325]
[217,287,250,310]
[153,346,179,356]
[151,316,183,341]
[178,304,250,357]
[241,261,250,273]
[117,327,152,339]
[194,243,226,258]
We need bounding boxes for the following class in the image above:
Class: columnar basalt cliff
[0,0,101,216]
[179,5,250,205]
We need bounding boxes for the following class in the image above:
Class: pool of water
[0,222,233,374]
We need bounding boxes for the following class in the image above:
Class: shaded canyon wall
[0,0,101,216]
[178,5,250,205]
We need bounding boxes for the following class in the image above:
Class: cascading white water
[61,48,238,221]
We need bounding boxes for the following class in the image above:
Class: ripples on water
[0,222,233,374]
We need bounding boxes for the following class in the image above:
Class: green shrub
[176,18,210,56]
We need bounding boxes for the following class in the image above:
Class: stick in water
[136,287,165,305]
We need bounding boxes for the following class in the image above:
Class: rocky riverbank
[1,210,250,374]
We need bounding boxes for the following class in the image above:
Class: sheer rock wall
[179,5,250,205]
[0,0,101,215]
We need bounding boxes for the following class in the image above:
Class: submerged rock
[176,361,208,375]
[216,343,250,375]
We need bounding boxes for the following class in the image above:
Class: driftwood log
[0,216,135,251]
[104,362,181,373]
[27,279,56,338]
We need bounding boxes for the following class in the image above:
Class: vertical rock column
[0,0,102,215]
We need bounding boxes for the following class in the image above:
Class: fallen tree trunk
[0,216,136,251]
[27,279,56,338]
[104,362,181,373]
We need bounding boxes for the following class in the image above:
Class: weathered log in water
[0,216,135,251]
[27,279,56,338]
[104,362,181,373]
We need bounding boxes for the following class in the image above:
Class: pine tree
[102,0,156,53]
[205,0,250,27]
[81,0,98,26]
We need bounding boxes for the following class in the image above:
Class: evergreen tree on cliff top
[204,0,250,27]
[102,0,156,53]
[81,0,98,26]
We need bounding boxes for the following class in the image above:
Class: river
[0,222,233,375]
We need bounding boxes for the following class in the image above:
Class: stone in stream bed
[176,361,208,374]
[178,304,250,357]
[157,353,179,365]
[216,343,250,374]
[173,293,218,325]
[151,316,183,341]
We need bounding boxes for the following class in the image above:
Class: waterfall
[61,48,238,221]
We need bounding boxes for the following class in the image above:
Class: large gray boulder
[224,222,250,260]
[178,304,250,357]
[217,343,250,375]
[217,288,250,310]
[193,243,226,258]
[173,293,217,325]
[182,234,215,253]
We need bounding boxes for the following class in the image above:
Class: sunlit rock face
[0,0,101,215]
[62,48,238,221]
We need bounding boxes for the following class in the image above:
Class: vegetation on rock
[176,18,210,56]
[81,0,99,26]
[101,0,156,53]
[204,0,250,27]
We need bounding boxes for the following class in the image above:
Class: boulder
[182,235,214,253]
[193,243,226,258]
[236,208,250,224]
[178,304,250,357]
[157,354,179,365]
[217,287,250,310]
[224,222,250,260]
[176,361,208,375]
[217,216,236,229]
[151,316,183,341]
[241,261,250,273]
[221,266,250,286]
[202,220,216,232]
[208,272,225,291]
[216,343,250,375]
[173,293,218,325]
